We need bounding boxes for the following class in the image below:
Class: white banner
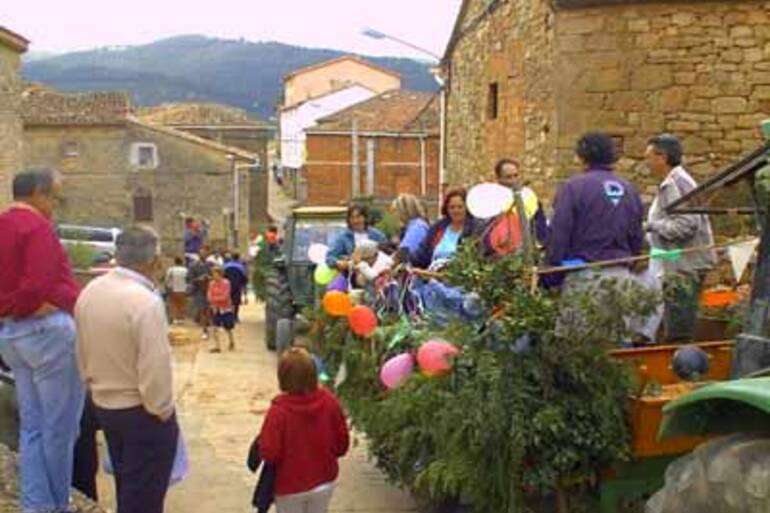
[728,238,759,282]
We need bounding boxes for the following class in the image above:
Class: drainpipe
[431,67,447,207]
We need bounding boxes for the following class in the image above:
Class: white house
[280,84,377,171]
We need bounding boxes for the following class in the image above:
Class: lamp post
[361,28,447,207]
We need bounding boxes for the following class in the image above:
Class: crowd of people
[0,168,349,513]
[326,131,716,345]
[0,128,717,513]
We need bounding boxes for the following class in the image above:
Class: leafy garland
[308,240,659,512]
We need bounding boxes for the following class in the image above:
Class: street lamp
[361,27,447,206]
[361,28,442,62]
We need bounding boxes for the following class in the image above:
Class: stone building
[442,0,770,203]
[0,27,28,207]
[137,102,275,225]
[21,88,259,253]
[304,90,440,207]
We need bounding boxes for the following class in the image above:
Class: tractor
[264,206,348,351]
[593,120,770,513]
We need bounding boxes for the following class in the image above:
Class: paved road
[161,300,417,513]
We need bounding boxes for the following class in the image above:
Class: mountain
[22,35,438,120]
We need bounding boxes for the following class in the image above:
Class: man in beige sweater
[75,225,177,513]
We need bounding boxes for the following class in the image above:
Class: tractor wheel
[264,272,293,351]
[276,318,294,354]
[646,433,770,513]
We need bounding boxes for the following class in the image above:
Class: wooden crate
[609,340,733,386]
[610,341,734,458]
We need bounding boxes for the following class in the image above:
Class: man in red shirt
[0,168,86,513]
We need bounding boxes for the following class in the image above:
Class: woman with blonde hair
[391,194,429,265]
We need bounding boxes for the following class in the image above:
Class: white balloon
[466,183,514,219]
[308,243,329,265]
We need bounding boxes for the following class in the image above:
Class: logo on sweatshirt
[603,180,625,206]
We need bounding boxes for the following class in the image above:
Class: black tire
[264,271,293,351]
[646,433,770,513]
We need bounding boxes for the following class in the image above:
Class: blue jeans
[0,312,85,513]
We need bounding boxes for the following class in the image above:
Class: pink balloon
[417,340,460,377]
[380,353,415,389]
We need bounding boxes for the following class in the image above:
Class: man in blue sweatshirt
[548,132,644,271]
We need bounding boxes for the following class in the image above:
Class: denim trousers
[0,311,86,513]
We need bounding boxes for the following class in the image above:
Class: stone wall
[445,0,770,206]
[445,0,558,198]
[182,127,271,227]
[0,45,23,208]
[554,0,770,199]
[23,123,252,253]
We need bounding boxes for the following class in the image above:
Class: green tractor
[635,121,770,513]
[264,207,348,351]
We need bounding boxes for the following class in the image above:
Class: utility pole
[351,119,360,199]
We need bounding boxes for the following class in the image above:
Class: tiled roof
[280,82,375,112]
[0,26,30,53]
[283,55,401,82]
[21,88,130,126]
[310,90,439,134]
[127,117,257,161]
[137,102,267,127]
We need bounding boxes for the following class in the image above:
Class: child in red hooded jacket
[257,347,349,513]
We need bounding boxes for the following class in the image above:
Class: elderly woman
[414,188,477,270]
[326,204,387,271]
[391,194,430,265]
[351,240,394,289]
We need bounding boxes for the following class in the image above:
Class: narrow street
[94,299,417,513]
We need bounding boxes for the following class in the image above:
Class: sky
[2,0,463,60]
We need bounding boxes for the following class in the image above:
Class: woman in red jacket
[258,347,350,513]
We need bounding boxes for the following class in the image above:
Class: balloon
[308,243,329,265]
[417,340,460,377]
[380,353,414,389]
[326,273,348,292]
[347,305,378,337]
[314,264,337,286]
[520,187,539,219]
[672,345,710,381]
[487,212,523,256]
[466,183,514,219]
[322,290,352,317]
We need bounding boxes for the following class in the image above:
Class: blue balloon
[672,345,710,381]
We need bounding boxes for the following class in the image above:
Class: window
[487,82,499,120]
[130,143,159,169]
[611,135,625,155]
[133,194,153,222]
[62,141,79,158]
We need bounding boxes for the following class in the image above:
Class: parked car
[57,224,120,264]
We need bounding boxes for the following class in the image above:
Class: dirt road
[158,300,417,513]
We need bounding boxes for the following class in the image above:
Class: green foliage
[375,211,401,240]
[65,243,96,270]
[310,241,660,512]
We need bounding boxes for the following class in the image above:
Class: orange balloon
[347,305,378,337]
[323,290,352,317]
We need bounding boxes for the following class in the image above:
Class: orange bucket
[700,288,740,308]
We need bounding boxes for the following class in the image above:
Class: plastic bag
[103,430,189,487]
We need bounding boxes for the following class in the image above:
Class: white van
[57,224,121,264]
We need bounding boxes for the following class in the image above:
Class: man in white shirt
[645,134,717,342]
[165,256,189,323]
[75,225,177,513]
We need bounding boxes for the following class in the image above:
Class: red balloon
[417,340,460,377]
[347,305,378,337]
